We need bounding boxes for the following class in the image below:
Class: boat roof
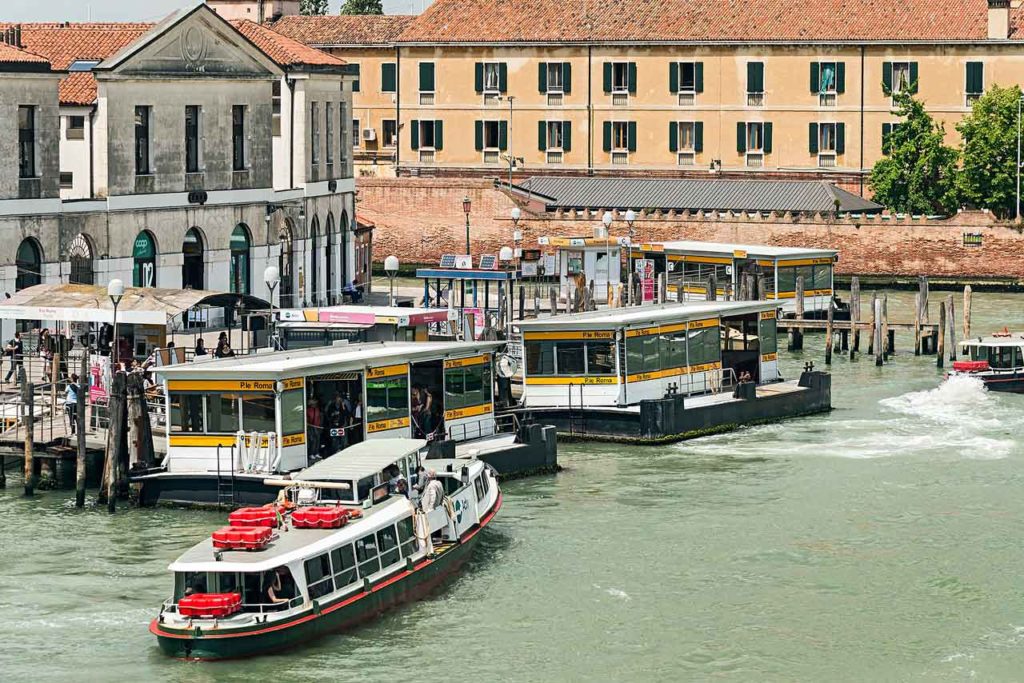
[278,304,454,325]
[294,438,426,482]
[638,240,837,260]
[516,301,778,330]
[155,341,502,380]
[959,334,1024,347]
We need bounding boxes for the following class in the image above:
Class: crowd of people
[411,385,444,440]
[306,390,364,462]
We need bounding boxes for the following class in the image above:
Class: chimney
[989,0,1010,40]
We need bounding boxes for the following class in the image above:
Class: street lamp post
[107,278,124,369]
[511,206,522,269]
[602,211,613,303]
[462,196,472,255]
[264,264,280,349]
[385,255,400,307]
[624,209,637,304]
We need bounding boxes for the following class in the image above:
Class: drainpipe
[395,45,401,173]
[287,76,296,189]
[587,45,593,176]
[859,45,865,196]
[88,106,96,198]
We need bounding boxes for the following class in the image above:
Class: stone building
[0,3,359,344]
[264,0,1024,194]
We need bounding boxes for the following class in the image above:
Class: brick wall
[358,177,1024,279]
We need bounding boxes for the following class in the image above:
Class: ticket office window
[366,375,409,424]
[169,392,276,434]
[526,340,615,376]
[777,264,832,294]
[625,334,661,375]
[444,364,493,409]
[687,326,721,367]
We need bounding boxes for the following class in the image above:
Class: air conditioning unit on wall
[362,128,376,142]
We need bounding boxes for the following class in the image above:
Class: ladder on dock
[215,445,236,509]
[566,383,585,437]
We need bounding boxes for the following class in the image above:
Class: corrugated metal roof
[520,176,882,214]
[295,439,426,482]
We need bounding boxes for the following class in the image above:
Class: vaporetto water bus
[132,341,555,506]
[949,332,1024,393]
[510,300,831,443]
[150,438,501,660]
[628,240,840,316]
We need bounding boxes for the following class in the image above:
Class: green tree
[956,84,1022,219]
[340,0,384,15]
[301,0,329,15]
[869,89,959,215]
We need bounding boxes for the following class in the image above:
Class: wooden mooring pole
[963,285,972,339]
[882,294,890,359]
[868,292,877,356]
[788,276,805,351]
[913,292,922,356]
[825,304,834,365]
[102,371,128,513]
[947,295,957,361]
[937,301,947,369]
[23,373,34,496]
[874,298,884,366]
[850,276,861,357]
[76,353,87,508]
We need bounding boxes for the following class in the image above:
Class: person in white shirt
[420,470,444,512]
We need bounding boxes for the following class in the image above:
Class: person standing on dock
[4,331,23,384]
[64,373,80,436]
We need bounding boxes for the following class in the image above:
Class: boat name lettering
[367,416,410,433]
[444,354,489,369]
[367,364,408,380]
[761,353,779,362]
[760,310,777,320]
[281,378,304,390]
[444,403,492,421]
[281,433,305,447]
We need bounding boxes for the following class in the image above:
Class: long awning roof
[516,301,778,330]
[0,283,269,326]
[294,438,426,482]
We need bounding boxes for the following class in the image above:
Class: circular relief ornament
[180,26,208,71]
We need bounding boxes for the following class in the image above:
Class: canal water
[2,290,1024,681]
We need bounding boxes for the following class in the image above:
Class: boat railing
[161,595,305,619]
[445,412,516,443]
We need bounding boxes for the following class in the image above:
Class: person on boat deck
[326,393,349,453]
[266,568,291,606]
[194,338,207,357]
[306,397,323,461]
[64,373,79,435]
[420,470,444,511]
[386,465,407,495]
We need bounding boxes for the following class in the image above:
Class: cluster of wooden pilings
[779,276,972,368]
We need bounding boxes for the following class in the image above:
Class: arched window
[309,216,321,305]
[279,220,294,308]
[325,213,335,304]
[229,224,251,295]
[132,230,158,288]
[68,233,94,285]
[15,238,42,291]
[182,227,205,290]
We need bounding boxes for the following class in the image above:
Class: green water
[3,291,1024,681]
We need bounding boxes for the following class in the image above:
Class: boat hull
[962,373,1024,393]
[151,494,501,660]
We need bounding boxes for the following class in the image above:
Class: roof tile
[232,19,346,67]
[269,14,416,46]
[0,41,50,66]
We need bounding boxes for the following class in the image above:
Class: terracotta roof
[231,19,346,67]
[0,41,50,68]
[269,14,416,46]
[0,23,153,104]
[396,0,1024,43]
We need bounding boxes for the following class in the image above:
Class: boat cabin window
[355,533,381,577]
[169,391,279,435]
[170,395,204,433]
[330,544,358,588]
[366,374,409,424]
[304,553,334,599]
[173,570,284,608]
[974,345,1024,369]
[242,393,276,432]
[679,260,730,291]
[444,363,492,409]
[473,475,486,502]
[527,339,616,377]
[206,393,241,433]
[777,264,831,294]
[759,316,778,356]
[377,525,401,568]
[396,516,416,557]
[281,388,305,436]
[687,325,720,368]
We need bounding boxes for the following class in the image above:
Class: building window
[746,62,765,106]
[412,119,443,161]
[612,122,629,150]
[602,120,635,163]
[18,106,36,178]
[418,120,437,148]
[66,115,85,141]
[747,123,764,152]
[185,105,201,173]
[229,224,251,295]
[352,118,360,148]
[419,62,435,104]
[884,61,917,98]
[271,80,282,137]
[311,102,320,165]
[738,121,772,167]
[134,105,152,176]
[382,119,397,147]
[232,105,247,171]
[965,62,984,106]
[546,63,564,92]
[882,122,902,155]
[325,102,334,167]
[59,172,73,189]
[351,64,360,93]
[132,230,157,288]
[381,62,396,93]
[670,121,702,165]
[476,62,505,92]
[612,62,630,93]
[541,120,570,163]
[476,120,507,162]
[546,121,564,150]
[810,122,844,167]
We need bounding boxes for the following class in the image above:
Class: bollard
[76,353,87,508]
[23,375,34,496]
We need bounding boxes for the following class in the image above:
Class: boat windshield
[968,345,1023,369]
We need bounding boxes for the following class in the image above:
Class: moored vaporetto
[150,438,501,660]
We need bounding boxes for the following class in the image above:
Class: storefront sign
[366,416,410,433]
[636,259,655,302]
[167,379,276,392]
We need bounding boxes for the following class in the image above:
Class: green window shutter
[498,121,508,150]
[748,62,763,92]
[627,121,637,152]
[695,62,704,93]
[538,62,547,92]
[882,62,892,93]
[538,121,547,151]
[434,120,443,150]
[352,64,360,92]
[736,122,746,153]
[474,63,483,92]
[810,62,820,94]
[882,123,891,154]
[966,62,983,94]
[669,63,679,93]
[498,63,508,93]
[836,62,846,93]
[563,62,572,94]
[694,122,703,152]
[563,121,572,151]
[475,121,483,151]
[628,62,637,94]
[603,62,612,93]
[411,120,420,150]
[381,63,396,93]
[909,62,919,93]
[669,122,678,153]
[809,123,819,154]
[763,122,773,153]
[419,62,435,91]
[836,122,845,155]
[602,121,612,152]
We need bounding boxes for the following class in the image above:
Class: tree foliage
[300,0,329,15]
[340,0,384,15]
[955,84,1022,218]
[869,89,959,215]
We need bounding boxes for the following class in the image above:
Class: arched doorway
[279,220,294,308]
[229,224,251,295]
[182,227,205,290]
[68,233,94,285]
[132,230,157,288]
[325,213,335,304]
[309,216,321,305]
[15,238,42,291]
